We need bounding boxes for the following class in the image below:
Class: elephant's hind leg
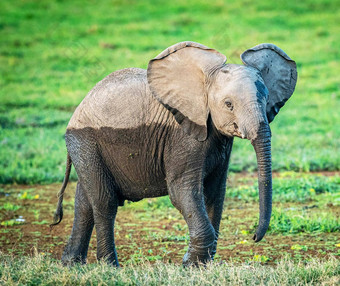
[82,157,119,266]
[92,180,119,266]
[62,182,94,265]
[65,130,119,266]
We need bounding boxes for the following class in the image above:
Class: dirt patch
[0,177,339,266]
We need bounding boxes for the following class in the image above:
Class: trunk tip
[253,232,265,243]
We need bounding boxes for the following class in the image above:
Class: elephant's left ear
[241,43,297,123]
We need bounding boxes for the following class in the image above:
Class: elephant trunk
[251,124,272,242]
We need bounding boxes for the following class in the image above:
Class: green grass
[0,253,339,286]
[226,173,340,203]
[0,203,21,212]
[0,0,340,183]
[268,210,340,234]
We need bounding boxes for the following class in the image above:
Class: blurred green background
[0,0,339,184]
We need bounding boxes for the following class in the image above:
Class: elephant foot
[97,250,120,267]
[61,251,86,266]
[182,243,215,267]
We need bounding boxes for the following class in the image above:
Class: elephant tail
[50,153,72,229]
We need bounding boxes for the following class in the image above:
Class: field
[0,0,339,284]
[1,172,339,284]
[1,172,340,284]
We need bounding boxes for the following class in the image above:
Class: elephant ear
[241,43,297,123]
[147,41,226,141]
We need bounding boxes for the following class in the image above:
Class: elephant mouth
[233,130,246,139]
[222,122,246,139]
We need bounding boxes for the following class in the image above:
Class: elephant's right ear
[147,41,226,141]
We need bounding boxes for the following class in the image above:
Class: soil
[0,172,339,266]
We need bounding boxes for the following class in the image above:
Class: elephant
[51,41,297,267]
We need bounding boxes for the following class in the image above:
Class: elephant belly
[96,126,169,201]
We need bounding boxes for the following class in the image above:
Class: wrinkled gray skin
[52,42,297,266]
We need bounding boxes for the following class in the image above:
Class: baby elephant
[52,41,297,266]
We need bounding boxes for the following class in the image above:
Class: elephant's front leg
[203,142,232,260]
[203,172,228,260]
[168,178,216,266]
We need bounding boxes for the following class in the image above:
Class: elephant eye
[225,101,233,111]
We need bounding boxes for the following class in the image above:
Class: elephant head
[147,41,297,242]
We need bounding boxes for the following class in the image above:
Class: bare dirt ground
[0,172,339,266]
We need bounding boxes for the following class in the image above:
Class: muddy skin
[62,119,233,266]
